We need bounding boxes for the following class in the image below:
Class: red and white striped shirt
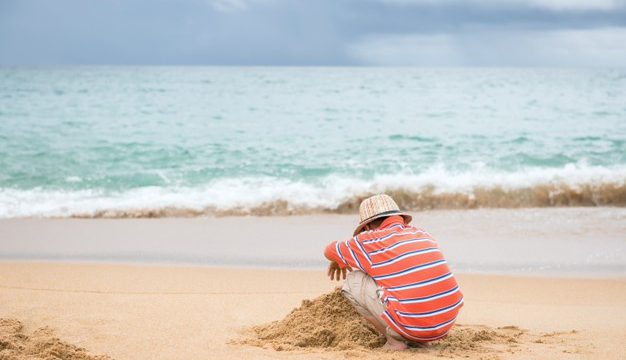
[325,215,463,342]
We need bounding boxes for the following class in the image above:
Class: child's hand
[326,261,351,281]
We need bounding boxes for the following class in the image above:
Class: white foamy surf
[1,163,624,218]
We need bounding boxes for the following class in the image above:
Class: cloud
[374,0,626,11]
[347,27,626,67]
[348,34,460,66]
[206,0,249,12]
[1,0,625,65]
[526,0,624,11]
[205,0,276,12]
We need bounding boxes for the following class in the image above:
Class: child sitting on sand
[324,194,463,350]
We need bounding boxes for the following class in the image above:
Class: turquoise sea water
[0,67,625,218]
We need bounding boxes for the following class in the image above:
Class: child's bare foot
[383,338,408,350]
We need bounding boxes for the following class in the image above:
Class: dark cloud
[0,0,625,66]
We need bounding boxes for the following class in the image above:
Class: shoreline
[2,177,626,219]
[3,204,626,218]
[1,262,624,360]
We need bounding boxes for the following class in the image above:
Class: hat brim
[353,211,412,236]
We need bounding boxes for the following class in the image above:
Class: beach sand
[1,262,624,360]
[1,210,625,359]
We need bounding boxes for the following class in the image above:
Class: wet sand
[1,208,625,275]
[0,262,624,360]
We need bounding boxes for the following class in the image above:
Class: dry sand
[0,262,624,360]
[0,318,112,360]
[236,287,577,359]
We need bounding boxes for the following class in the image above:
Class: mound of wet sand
[0,318,112,360]
[240,288,575,358]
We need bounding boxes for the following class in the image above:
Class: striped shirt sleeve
[325,238,369,271]
[325,240,349,268]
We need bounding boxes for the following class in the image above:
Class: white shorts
[341,270,405,342]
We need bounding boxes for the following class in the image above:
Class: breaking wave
[1,164,625,218]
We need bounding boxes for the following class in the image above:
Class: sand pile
[244,287,385,351]
[0,318,112,360]
[240,289,576,358]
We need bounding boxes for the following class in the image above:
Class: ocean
[1,67,625,218]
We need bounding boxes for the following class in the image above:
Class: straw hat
[353,194,412,236]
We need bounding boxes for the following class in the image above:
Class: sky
[0,0,625,66]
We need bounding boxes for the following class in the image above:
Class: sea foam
[1,163,624,218]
